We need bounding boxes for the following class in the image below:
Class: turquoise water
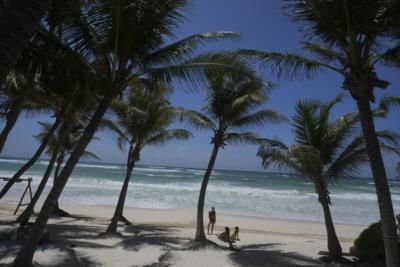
[0,157,399,225]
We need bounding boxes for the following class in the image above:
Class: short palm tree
[257,95,400,260]
[193,60,285,242]
[16,118,99,225]
[13,1,238,265]
[104,87,194,234]
[242,1,400,265]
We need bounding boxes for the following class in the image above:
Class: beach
[0,200,365,266]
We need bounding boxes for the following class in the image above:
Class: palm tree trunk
[0,0,51,81]
[356,98,399,267]
[16,139,63,225]
[107,146,135,234]
[318,193,342,260]
[12,94,114,267]
[0,116,60,199]
[53,152,64,212]
[195,142,220,242]
[0,89,28,153]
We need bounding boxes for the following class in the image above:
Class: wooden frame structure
[0,177,33,215]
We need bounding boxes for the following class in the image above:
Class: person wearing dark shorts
[208,206,216,234]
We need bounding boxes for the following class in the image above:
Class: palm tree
[192,60,285,242]
[104,87,194,234]
[16,118,99,225]
[257,95,400,261]
[0,0,51,81]
[241,1,400,265]
[12,1,238,265]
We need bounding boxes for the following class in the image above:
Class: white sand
[0,200,365,266]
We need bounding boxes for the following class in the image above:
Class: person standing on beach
[208,207,216,234]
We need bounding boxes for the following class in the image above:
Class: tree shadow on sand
[119,224,185,252]
[33,246,100,267]
[229,243,327,267]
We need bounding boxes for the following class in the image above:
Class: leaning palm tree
[241,1,400,265]
[16,118,99,225]
[13,1,238,265]
[193,60,285,242]
[257,95,400,261]
[104,87,194,234]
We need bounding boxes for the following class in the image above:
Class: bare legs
[207,221,215,234]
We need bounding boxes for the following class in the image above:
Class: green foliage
[258,95,400,188]
[353,222,400,264]
[354,223,386,264]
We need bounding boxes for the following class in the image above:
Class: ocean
[0,157,399,225]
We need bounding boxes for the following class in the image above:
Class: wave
[331,192,400,202]
[0,158,26,164]
[75,163,123,170]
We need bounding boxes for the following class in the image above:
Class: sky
[1,0,400,177]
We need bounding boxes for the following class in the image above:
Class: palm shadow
[120,224,185,252]
[229,243,327,267]
[33,246,99,267]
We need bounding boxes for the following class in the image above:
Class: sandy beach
[0,200,365,266]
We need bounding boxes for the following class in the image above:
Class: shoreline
[1,196,370,227]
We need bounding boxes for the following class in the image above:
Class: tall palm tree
[104,87,194,234]
[0,0,51,81]
[12,1,238,265]
[16,119,99,225]
[257,95,400,261]
[192,60,285,242]
[241,1,400,265]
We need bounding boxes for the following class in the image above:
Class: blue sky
[2,0,400,177]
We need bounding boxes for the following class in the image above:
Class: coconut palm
[191,60,285,242]
[241,1,400,264]
[257,95,400,260]
[0,0,51,81]
[16,117,99,225]
[12,1,238,265]
[379,95,400,113]
[104,87,195,234]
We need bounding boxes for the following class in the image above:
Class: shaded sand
[0,200,365,266]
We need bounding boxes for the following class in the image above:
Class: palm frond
[372,42,400,67]
[81,151,101,160]
[145,129,192,146]
[379,95,400,112]
[173,107,215,130]
[224,132,262,146]
[301,41,346,65]
[144,31,240,67]
[237,49,341,79]
[230,109,287,129]
[325,135,368,181]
